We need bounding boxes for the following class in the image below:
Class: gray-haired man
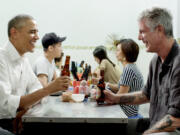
[104,7,180,135]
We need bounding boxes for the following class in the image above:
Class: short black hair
[42,32,66,51]
[116,39,139,62]
[8,14,34,37]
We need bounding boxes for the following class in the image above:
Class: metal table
[23,96,128,123]
[22,96,128,134]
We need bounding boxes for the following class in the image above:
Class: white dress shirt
[0,41,42,119]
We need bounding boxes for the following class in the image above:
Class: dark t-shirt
[143,41,180,127]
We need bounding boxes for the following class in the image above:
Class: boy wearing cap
[33,32,66,87]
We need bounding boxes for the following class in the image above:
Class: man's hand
[48,76,71,93]
[104,90,120,104]
[143,115,180,134]
[13,108,29,134]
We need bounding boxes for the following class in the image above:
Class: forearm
[37,75,48,88]
[52,71,57,80]
[19,76,70,110]
[19,87,50,110]
[118,91,149,105]
[39,80,48,87]
[143,115,180,134]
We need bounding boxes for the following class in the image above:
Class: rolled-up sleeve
[142,60,154,100]
[168,60,180,117]
[168,90,180,117]
[168,107,180,117]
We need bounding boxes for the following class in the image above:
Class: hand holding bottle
[47,76,71,94]
[104,90,120,104]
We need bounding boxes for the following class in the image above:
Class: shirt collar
[5,41,23,61]
[158,40,179,67]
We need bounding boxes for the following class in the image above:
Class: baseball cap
[42,32,66,49]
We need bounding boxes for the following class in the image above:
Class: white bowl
[71,94,85,102]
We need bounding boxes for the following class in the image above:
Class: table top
[23,96,128,124]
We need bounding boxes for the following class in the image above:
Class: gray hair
[8,14,34,37]
[138,7,173,38]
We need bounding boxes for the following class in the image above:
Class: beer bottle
[87,65,92,86]
[71,61,79,81]
[61,55,70,76]
[96,70,105,105]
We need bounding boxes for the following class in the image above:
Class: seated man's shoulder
[0,48,7,55]
[34,56,47,65]
[0,48,9,62]
[174,54,180,66]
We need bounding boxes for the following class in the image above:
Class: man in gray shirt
[33,32,66,87]
[104,7,180,135]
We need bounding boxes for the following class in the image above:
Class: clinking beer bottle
[61,55,70,76]
[96,70,105,105]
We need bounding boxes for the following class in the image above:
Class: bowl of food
[71,94,85,102]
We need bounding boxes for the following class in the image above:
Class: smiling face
[138,19,162,53]
[11,19,39,55]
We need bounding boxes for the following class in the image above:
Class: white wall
[177,0,180,37]
[0,0,179,46]
[1,0,178,81]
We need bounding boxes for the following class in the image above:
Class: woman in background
[92,45,121,93]
[107,39,144,118]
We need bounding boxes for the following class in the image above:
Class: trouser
[148,130,180,135]
[0,127,14,135]
[0,119,14,133]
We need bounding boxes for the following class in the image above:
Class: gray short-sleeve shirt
[33,55,56,83]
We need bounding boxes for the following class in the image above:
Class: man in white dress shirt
[0,14,70,135]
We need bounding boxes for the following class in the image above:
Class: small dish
[71,94,85,102]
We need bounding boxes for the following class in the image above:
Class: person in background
[54,52,64,77]
[55,52,64,70]
[92,45,121,93]
[33,32,66,87]
[107,39,144,118]
[79,60,85,70]
[0,14,70,134]
[104,7,180,135]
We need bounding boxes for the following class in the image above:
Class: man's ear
[47,45,54,52]
[10,27,18,39]
[156,24,164,33]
